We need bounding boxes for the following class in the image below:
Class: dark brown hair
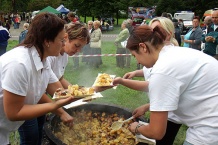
[193,16,200,21]
[19,12,65,58]
[126,25,167,52]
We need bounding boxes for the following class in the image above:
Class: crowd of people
[1,9,218,145]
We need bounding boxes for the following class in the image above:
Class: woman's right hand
[132,104,150,118]
[123,71,136,79]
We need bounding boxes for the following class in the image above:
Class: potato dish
[54,110,137,145]
[53,85,94,100]
[94,73,114,86]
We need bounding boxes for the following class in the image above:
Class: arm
[113,77,149,92]
[38,93,73,124]
[90,29,101,42]
[59,76,72,89]
[129,111,168,140]
[192,28,203,45]
[115,29,129,43]
[3,90,74,121]
[123,69,144,79]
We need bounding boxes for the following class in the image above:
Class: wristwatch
[135,123,144,135]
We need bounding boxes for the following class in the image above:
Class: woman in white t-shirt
[113,25,218,145]
[0,13,75,145]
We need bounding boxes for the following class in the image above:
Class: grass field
[7,38,186,145]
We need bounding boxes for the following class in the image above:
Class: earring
[47,44,50,48]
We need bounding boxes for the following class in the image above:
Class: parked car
[101,17,114,31]
[131,14,144,27]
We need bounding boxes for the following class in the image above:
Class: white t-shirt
[0,46,58,144]
[148,45,218,145]
[47,53,68,79]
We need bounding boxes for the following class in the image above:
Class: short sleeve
[2,61,29,96]
[48,67,58,84]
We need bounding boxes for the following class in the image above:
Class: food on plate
[68,84,95,97]
[54,88,72,99]
[53,85,95,100]
[54,110,137,144]
[94,73,114,86]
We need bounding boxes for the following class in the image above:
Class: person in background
[113,24,218,145]
[201,16,213,51]
[5,20,10,31]
[19,22,29,44]
[182,16,202,50]
[67,11,80,69]
[0,13,74,145]
[150,17,179,46]
[125,18,133,68]
[202,10,218,58]
[67,11,78,23]
[172,19,181,46]
[90,20,102,68]
[178,19,184,34]
[114,20,130,68]
[82,20,93,65]
[0,20,10,56]
[161,12,168,18]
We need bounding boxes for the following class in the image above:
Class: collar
[30,47,49,71]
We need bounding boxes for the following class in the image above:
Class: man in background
[202,10,218,58]
[201,16,213,51]
[0,20,10,56]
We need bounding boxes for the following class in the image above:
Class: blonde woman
[149,17,179,46]
[90,20,102,68]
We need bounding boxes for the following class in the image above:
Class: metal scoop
[111,116,134,131]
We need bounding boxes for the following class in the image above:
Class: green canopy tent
[38,6,61,14]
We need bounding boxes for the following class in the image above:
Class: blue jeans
[183,141,193,145]
[18,115,45,145]
[0,45,7,56]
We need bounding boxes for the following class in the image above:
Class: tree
[156,0,184,16]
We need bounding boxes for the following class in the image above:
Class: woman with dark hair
[113,25,218,145]
[182,16,202,50]
[0,13,75,145]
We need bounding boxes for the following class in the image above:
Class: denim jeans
[0,45,7,56]
[183,141,193,145]
[18,115,45,145]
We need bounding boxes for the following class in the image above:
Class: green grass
[7,40,186,145]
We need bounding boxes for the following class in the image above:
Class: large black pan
[44,102,149,145]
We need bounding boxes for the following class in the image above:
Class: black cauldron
[44,102,149,145]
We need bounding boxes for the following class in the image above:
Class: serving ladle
[111,116,134,131]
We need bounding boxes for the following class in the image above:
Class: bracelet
[134,123,143,135]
